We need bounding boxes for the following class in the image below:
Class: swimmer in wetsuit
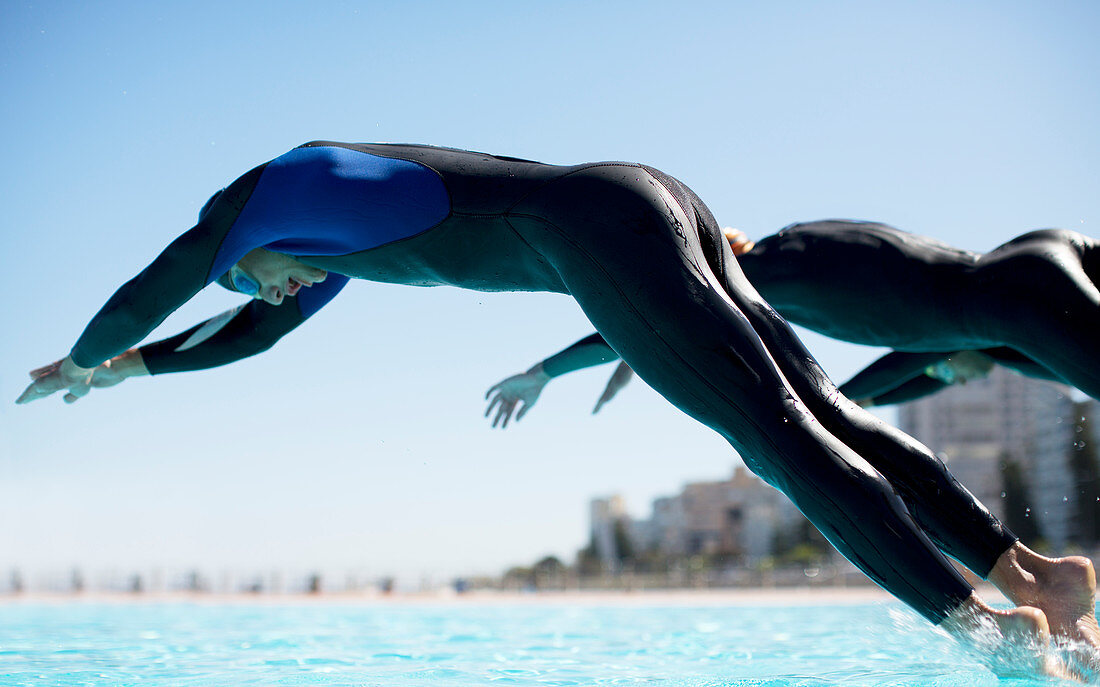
[840,347,1062,407]
[15,143,1096,672]
[486,222,1100,419]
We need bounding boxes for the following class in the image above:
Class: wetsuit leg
[688,210,1019,578]
[508,165,973,623]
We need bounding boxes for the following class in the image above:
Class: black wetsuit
[71,142,1007,623]
[747,221,1100,401]
[559,221,1098,400]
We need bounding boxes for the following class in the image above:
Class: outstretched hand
[16,351,146,405]
[593,361,635,414]
[484,365,551,429]
[16,356,95,405]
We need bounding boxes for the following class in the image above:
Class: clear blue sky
[2,1,1098,584]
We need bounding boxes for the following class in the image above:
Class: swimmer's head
[925,351,995,385]
[723,228,755,256]
[199,190,327,303]
[216,248,328,306]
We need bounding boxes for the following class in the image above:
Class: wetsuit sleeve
[69,165,267,368]
[70,226,222,368]
[137,275,348,375]
[863,374,950,407]
[837,351,952,402]
[540,333,620,377]
[981,347,1064,383]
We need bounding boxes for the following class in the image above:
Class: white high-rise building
[589,495,628,569]
[898,366,1077,547]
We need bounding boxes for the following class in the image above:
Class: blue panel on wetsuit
[208,146,451,281]
[297,273,350,319]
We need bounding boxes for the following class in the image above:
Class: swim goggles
[226,264,261,297]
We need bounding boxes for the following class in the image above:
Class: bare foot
[1034,556,1100,648]
[990,545,1100,651]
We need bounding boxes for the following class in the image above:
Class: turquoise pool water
[0,601,1084,685]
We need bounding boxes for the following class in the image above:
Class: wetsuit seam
[291,212,453,261]
[451,210,509,219]
[500,216,556,272]
[638,164,696,233]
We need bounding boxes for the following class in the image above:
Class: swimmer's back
[741,220,984,349]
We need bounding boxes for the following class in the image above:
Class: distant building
[589,495,628,569]
[898,366,1083,548]
[596,466,801,565]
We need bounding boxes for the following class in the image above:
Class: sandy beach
[0,584,1012,607]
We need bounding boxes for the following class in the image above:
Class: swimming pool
[0,599,1081,685]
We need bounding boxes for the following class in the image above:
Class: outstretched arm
[139,277,347,374]
[839,349,1001,407]
[484,333,619,428]
[18,275,348,404]
[855,374,951,407]
[68,165,267,370]
[16,164,350,405]
[17,228,237,405]
[838,351,960,405]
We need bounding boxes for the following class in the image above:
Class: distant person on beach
[16,143,1097,674]
[485,222,1100,423]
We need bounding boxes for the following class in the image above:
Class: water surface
[0,601,1081,685]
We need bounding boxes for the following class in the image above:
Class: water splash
[932,603,1098,683]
